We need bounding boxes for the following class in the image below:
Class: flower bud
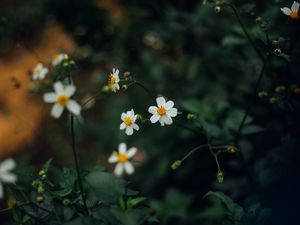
[136,114,143,121]
[258,91,268,98]
[63,199,71,206]
[214,6,221,13]
[37,185,45,194]
[36,196,44,204]
[269,97,277,104]
[123,72,130,77]
[7,198,17,209]
[275,85,286,93]
[102,85,110,93]
[32,180,41,189]
[274,48,282,56]
[227,146,237,154]
[187,114,197,120]
[38,170,46,177]
[171,160,182,170]
[216,170,224,183]
[255,17,263,25]
[122,84,128,90]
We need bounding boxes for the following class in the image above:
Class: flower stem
[70,115,88,214]
[228,3,265,61]
[181,144,210,162]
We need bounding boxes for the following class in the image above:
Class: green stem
[70,115,89,214]
[181,144,210,162]
[228,3,265,61]
[134,81,155,98]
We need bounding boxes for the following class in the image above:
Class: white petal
[160,115,173,126]
[121,113,127,120]
[148,106,158,114]
[281,7,291,15]
[43,93,57,103]
[54,82,64,93]
[165,100,174,110]
[114,163,124,176]
[132,124,139,131]
[120,123,126,130]
[125,126,134,135]
[118,143,127,154]
[65,85,76,97]
[0,183,3,199]
[0,158,16,173]
[292,1,299,12]
[128,109,134,117]
[0,173,17,183]
[124,162,134,175]
[67,100,81,116]
[156,97,166,107]
[127,147,137,158]
[167,108,178,117]
[51,104,64,118]
[108,154,118,163]
[150,114,160,123]
[115,83,120,90]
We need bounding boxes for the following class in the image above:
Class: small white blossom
[108,68,120,92]
[32,63,48,80]
[148,96,178,126]
[120,109,139,135]
[0,158,17,199]
[108,143,137,176]
[43,81,81,119]
[281,1,299,19]
[52,53,69,67]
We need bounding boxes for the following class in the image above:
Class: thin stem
[70,115,88,214]
[234,56,269,142]
[228,3,265,62]
[181,144,210,162]
[134,81,155,98]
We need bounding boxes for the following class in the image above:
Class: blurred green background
[1,0,300,224]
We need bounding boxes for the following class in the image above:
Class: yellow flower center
[53,54,60,61]
[118,153,128,163]
[108,74,116,86]
[157,106,167,116]
[57,95,69,107]
[34,67,41,74]
[123,117,133,126]
[290,11,298,19]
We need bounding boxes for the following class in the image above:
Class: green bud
[38,170,46,177]
[269,97,277,104]
[258,91,268,98]
[255,16,263,24]
[171,160,182,170]
[275,85,286,93]
[122,84,128,90]
[123,72,130,77]
[37,185,45,194]
[136,114,143,121]
[36,196,44,204]
[63,199,71,206]
[102,85,110,93]
[32,180,41,189]
[274,48,282,56]
[187,114,197,120]
[214,6,221,13]
[227,146,237,154]
[41,174,47,180]
[216,170,224,183]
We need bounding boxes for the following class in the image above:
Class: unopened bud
[38,170,46,177]
[269,97,277,104]
[136,114,143,121]
[122,85,128,90]
[227,146,237,154]
[63,199,71,206]
[216,170,224,183]
[187,114,197,120]
[36,196,44,204]
[258,91,268,98]
[32,180,41,189]
[214,6,221,13]
[102,85,110,93]
[275,85,286,93]
[274,48,282,56]
[171,160,182,170]
[256,16,263,24]
[123,72,130,77]
[37,185,45,194]
[272,40,279,46]
[7,198,17,209]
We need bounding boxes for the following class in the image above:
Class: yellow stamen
[34,67,41,74]
[123,117,132,126]
[118,153,128,163]
[108,74,116,86]
[157,106,167,116]
[57,95,69,107]
[290,11,298,19]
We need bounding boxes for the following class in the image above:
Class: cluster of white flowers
[0,158,17,199]
[281,1,299,19]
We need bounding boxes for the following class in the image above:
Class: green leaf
[203,191,245,221]
[42,158,53,173]
[127,197,147,208]
[85,166,125,203]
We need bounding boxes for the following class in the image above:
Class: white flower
[32,63,48,80]
[52,53,69,67]
[108,68,120,92]
[0,158,17,199]
[108,143,137,176]
[43,81,81,119]
[148,96,178,126]
[281,1,300,19]
[120,109,139,135]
